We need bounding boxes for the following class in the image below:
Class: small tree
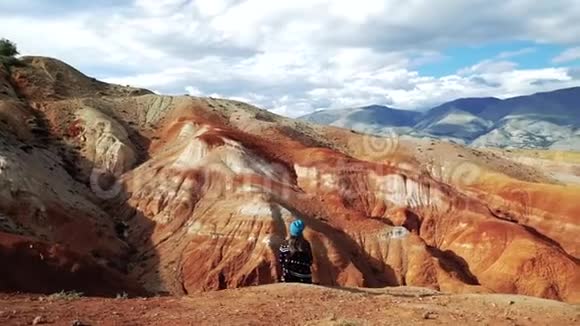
[0,38,19,57]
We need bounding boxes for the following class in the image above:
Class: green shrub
[115,292,129,299]
[47,290,84,301]
[0,55,20,67]
[0,38,18,57]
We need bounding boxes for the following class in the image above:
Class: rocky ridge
[0,57,578,304]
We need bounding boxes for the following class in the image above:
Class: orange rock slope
[0,57,578,302]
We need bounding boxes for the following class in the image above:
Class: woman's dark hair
[288,235,310,254]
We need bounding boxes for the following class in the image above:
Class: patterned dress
[278,239,313,283]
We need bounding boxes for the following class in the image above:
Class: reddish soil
[0,284,578,326]
[0,56,579,318]
[0,233,146,297]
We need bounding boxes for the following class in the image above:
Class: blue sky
[419,41,572,77]
[1,0,580,117]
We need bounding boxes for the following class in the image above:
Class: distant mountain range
[300,87,580,150]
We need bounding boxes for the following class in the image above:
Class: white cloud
[185,86,202,96]
[298,63,576,114]
[457,60,519,76]
[194,0,230,16]
[553,47,580,63]
[135,0,190,15]
[1,0,580,117]
[497,47,536,59]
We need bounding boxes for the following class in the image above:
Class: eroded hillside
[0,57,578,303]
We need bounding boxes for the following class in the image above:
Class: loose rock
[32,316,46,325]
[423,311,437,320]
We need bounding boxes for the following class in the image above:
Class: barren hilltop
[0,56,579,325]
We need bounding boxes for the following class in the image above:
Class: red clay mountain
[0,56,578,303]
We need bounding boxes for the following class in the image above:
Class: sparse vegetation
[116,292,129,299]
[334,320,361,326]
[0,38,18,57]
[47,290,84,301]
[0,38,21,68]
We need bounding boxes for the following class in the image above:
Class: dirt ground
[0,284,578,326]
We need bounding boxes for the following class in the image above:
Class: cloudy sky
[2,0,580,117]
